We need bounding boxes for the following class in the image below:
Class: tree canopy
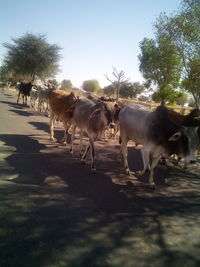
[138,37,182,104]
[60,79,73,91]
[153,0,200,106]
[119,82,145,99]
[82,79,101,93]
[2,33,61,82]
[139,0,200,106]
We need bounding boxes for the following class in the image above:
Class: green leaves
[82,79,101,93]
[3,33,61,82]
[139,0,200,106]
[139,37,182,103]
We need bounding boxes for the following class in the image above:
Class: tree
[105,67,128,102]
[119,82,145,99]
[82,79,101,93]
[138,94,151,102]
[103,84,116,96]
[181,57,200,107]
[47,79,59,88]
[154,0,200,106]
[152,86,183,105]
[175,91,189,106]
[3,33,61,82]
[60,79,73,91]
[138,37,182,104]
[0,64,12,83]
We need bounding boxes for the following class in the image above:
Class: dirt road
[0,90,200,267]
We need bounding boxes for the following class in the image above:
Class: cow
[170,126,199,168]
[70,98,115,173]
[49,90,77,143]
[38,86,55,114]
[29,86,39,110]
[16,82,33,105]
[167,107,200,157]
[119,104,197,187]
[101,101,119,141]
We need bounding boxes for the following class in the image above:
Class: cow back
[49,90,76,119]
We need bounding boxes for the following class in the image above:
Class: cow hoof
[136,170,144,176]
[125,168,130,175]
[81,159,86,164]
[148,183,156,189]
[61,138,66,144]
[70,149,73,155]
[91,168,96,174]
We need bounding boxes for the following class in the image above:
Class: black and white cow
[70,98,115,172]
[119,104,198,187]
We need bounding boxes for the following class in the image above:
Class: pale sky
[0,0,181,88]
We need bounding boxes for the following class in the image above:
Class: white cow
[119,105,197,187]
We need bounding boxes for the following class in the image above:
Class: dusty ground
[0,89,200,267]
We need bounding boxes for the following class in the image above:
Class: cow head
[189,108,200,119]
[102,102,116,129]
[168,126,199,165]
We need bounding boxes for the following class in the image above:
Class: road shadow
[29,121,67,143]
[9,108,35,117]
[0,99,25,109]
[1,129,200,264]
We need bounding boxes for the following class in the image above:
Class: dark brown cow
[167,108,200,125]
[16,82,33,105]
[168,107,200,156]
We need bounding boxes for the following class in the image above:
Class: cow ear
[90,108,102,119]
[168,131,182,141]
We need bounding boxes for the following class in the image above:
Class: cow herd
[16,82,200,187]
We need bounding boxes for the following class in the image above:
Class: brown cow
[49,90,77,142]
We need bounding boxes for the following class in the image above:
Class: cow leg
[137,149,150,176]
[89,136,96,173]
[102,129,108,142]
[17,91,21,103]
[81,144,90,164]
[148,156,160,187]
[50,111,56,141]
[38,100,41,112]
[62,120,71,145]
[120,135,129,175]
[79,130,84,155]
[70,124,76,154]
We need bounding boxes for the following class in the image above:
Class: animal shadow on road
[0,99,24,109]
[29,121,66,143]
[0,133,200,267]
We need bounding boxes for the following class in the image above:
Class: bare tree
[105,67,128,102]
